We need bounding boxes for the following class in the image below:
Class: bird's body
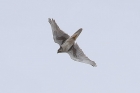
[48,18,97,67]
[60,28,82,52]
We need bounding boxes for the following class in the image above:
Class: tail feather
[71,28,82,40]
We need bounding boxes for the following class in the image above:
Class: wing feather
[48,18,70,45]
[68,43,97,67]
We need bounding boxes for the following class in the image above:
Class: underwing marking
[68,45,77,57]
[56,36,67,45]
[73,46,77,57]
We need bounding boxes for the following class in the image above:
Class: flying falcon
[48,18,97,67]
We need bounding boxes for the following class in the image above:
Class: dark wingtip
[48,18,51,23]
[91,62,97,67]
[48,18,55,23]
[92,64,97,67]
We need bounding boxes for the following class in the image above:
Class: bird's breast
[61,38,75,52]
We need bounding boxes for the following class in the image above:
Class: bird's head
[57,47,63,53]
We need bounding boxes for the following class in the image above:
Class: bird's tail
[71,28,82,40]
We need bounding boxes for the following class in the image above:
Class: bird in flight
[48,18,97,67]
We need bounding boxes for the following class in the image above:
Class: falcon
[48,18,97,67]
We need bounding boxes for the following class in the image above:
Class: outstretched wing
[48,18,70,45]
[68,43,97,67]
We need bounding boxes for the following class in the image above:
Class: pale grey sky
[0,0,140,93]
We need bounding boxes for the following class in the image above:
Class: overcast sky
[0,0,140,93]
